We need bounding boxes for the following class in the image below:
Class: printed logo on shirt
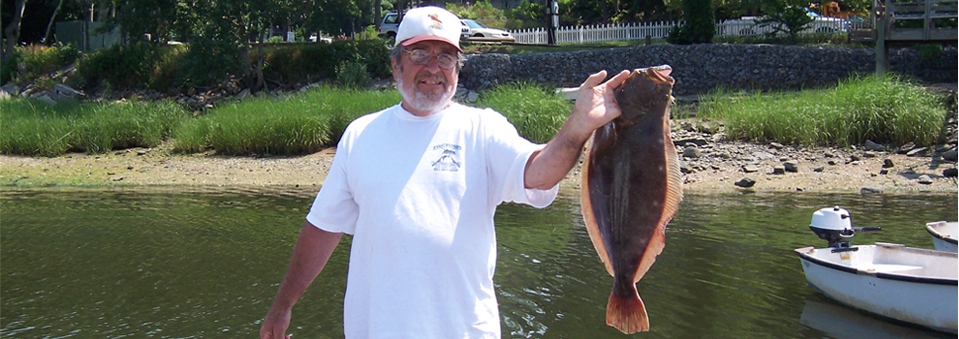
[430,143,461,172]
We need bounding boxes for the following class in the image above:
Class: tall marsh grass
[6,76,945,158]
[0,99,189,156]
[172,86,400,155]
[697,75,948,147]
[475,82,573,143]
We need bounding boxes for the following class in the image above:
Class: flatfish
[580,65,683,333]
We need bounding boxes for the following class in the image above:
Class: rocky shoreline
[3,75,956,195]
[2,119,956,194]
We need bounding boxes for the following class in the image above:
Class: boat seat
[860,264,924,275]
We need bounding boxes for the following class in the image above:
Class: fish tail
[605,281,649,334]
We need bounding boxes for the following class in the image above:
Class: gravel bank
[2,137,955,194]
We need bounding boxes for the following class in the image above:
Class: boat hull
[795,243,958,334]
[925,221,958,253]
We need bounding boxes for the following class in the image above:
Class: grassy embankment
[697,75,949,147]
[0,84,572,157]
[0,75,949,158]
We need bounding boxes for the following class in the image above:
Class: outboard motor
[809,206,881,249]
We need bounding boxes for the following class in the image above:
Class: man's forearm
[523,120,593,190]
[269,222,343,310]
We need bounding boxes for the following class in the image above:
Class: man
[260,6,630,339]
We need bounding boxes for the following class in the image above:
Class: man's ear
[391,58,399,80]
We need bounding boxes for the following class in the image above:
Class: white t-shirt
[306,102,558,338]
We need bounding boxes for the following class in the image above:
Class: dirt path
[1,141,955,194]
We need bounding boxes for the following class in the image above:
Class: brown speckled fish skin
[580,65,683,334]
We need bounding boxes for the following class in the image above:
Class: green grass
[0,99,189,156]
[172,86,401,155]
[475,82,573,144]
[696,75,948,147]
[4,75,948,157]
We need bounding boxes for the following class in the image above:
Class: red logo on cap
[428,13,443,29]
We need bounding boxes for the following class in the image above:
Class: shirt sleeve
[483,109,558,208]
[306,133,359,234]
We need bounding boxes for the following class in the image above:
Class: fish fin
[660,120,683,228]
[632,126,683,284]
[581,137,615,277]
[606,283,649,333]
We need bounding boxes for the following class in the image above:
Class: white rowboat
[925,221,958,253]
[795,207,958,334]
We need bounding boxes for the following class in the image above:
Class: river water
[1,187,955,338]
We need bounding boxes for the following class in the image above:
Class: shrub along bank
[1,40,392,95]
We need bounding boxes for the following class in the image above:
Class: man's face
[392,40,459,116]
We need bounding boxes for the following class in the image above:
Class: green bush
[76,42,177,90]
[335,61,372,89]
[668,0,715,44]
[1,43,81,86]
[60,39,391,94]
[257,40,391,86]
[356,25,380,40]
[179,41,242,88]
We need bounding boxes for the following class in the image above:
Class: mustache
[414,69,446,82]
[416,74,446,84]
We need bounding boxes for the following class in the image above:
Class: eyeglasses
[403,48,457,70]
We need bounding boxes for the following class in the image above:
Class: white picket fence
[510,18,865,44]
[510,22,676,44]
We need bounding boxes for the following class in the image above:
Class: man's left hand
[570,70,631,136]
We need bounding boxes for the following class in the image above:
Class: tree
[307,0,363,37]
[3,0,26,64]
[618,0,672,22]
[106,0,187,43]
[195,0,295,89]
[756,0,813,41]
[42,0,64,44]
[668,0,714,44]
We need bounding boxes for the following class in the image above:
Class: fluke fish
[580,65,683,334]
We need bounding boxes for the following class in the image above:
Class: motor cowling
[810,206,855,247]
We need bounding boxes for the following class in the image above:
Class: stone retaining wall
[459,44,958,96]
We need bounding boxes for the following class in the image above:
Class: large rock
[864,140,886,151]
[734,177,756,188]
[942,149,958,162]
[53,83,84,98]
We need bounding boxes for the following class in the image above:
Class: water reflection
[1,187,955,338]
[799,294,952,339]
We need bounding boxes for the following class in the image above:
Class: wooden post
[874,0,889,76]
[876,22,888,76]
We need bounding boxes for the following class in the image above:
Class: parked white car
[378,11,402,39]
[460,19,514,42]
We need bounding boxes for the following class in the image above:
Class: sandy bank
[1,141,955,195]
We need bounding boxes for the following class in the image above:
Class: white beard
[396,70,456,114]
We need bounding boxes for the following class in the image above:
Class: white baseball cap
[395,7,463,52]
